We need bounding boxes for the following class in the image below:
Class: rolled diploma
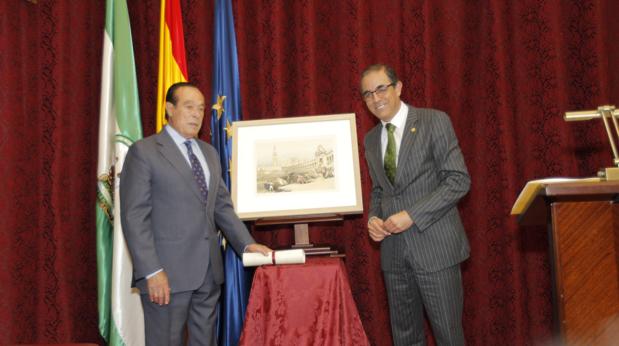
[242,249,306,267]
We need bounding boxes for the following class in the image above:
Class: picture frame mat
[231,113,363,220]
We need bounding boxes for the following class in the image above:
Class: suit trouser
[141,271,221,346]
[383,263,464,346]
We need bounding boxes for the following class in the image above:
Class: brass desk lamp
[565,105,619,180]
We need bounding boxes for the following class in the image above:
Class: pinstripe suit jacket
[364,105,470,272]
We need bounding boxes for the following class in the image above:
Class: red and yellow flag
[156,0,188,132]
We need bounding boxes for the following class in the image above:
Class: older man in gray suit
[120,82,270,346]
[361,64,470,346]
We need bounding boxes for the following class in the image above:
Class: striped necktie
[184,140,209,203]
[384,123,397,184]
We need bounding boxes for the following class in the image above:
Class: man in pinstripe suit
[361,64,470,346]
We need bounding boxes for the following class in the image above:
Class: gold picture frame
[231,113,363,220]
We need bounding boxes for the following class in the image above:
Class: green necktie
[384,123,397,184]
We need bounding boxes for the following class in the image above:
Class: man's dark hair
[360,64,399,86]
[165,82,198,105]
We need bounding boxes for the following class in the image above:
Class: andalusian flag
[211,1,251,345]
[156,0,188,132]
[96,0,144,345]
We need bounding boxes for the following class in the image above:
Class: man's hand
[245,243,272,256]
[383,211,413,234]
[147,271,170,306]
[368,216,391,242]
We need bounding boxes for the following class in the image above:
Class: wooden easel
[255,214,344,256]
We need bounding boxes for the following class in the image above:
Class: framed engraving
[231,113,363,220]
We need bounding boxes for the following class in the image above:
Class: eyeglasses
[361,82,396,101]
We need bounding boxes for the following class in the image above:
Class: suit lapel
[367,126,382,167]
[396,106,419,182]
[156,130,205,203]
[367,125,393,188]
[197,140,218,208]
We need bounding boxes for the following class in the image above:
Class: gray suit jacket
[364,105,470,272]
[120,129,254,293]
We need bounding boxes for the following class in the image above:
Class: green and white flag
[96,0,144,345]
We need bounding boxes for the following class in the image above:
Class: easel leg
[293,223,311,247]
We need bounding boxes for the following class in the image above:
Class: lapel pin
[411,128,416,133]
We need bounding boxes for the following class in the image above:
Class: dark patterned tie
[184,140,209,203]
[384,123,397,184]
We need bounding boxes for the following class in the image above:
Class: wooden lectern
[512,178,619,344]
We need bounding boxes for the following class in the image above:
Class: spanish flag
[156,0,188,132]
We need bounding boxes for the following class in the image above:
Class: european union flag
[211,0,252,345]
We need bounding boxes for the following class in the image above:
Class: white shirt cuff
[146,268,163,279]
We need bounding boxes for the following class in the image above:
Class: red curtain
[1,0,618,345]
[234,1,619,345]
[0,0,105,343]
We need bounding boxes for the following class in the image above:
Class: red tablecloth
[239,257,369,346]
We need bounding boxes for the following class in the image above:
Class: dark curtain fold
[1,0,618,345]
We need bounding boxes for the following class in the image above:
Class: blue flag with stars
[211,0,252,345]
